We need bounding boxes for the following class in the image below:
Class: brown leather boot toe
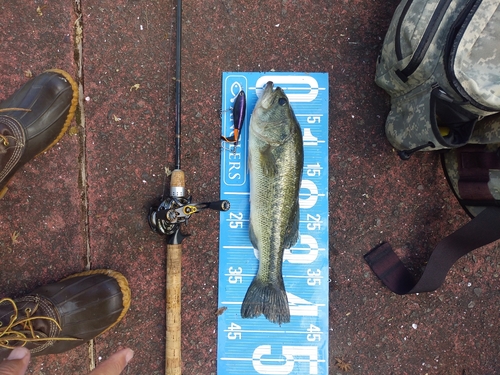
[0,69,78,198]
[0,269,131,359]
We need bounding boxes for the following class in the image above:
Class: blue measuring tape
[218,72,329,375]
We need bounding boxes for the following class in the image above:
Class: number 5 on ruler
[252,345,318,374]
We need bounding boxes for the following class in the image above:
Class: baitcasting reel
[148,195,230,236]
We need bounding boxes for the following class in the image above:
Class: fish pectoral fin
[260,146,278,177]
[283,199,300,249]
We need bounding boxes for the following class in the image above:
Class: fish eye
[278,97,287,106]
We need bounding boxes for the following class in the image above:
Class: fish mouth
[259,81,276,109]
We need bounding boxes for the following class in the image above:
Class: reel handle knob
[207,200,231,211]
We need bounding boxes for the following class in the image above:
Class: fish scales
[241,81,303,325]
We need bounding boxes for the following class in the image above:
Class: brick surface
[1,0,498,374]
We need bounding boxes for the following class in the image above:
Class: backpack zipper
[444,0,497,112]
[395,0,454,82]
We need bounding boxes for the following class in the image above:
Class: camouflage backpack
[364,0,500,294]
[375,0,500,159]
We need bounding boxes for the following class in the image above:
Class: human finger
[89,348,134,375]
[0,347,31,375]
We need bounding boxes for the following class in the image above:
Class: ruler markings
[218,72,329,375]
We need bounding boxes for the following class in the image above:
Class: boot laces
[0,297,78,349]
[0,134,8,147]
[0,108,31,148]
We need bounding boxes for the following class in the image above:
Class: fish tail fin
[241,276,290,325]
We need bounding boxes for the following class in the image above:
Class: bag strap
[457,145,500,201]
[364,206,500,294]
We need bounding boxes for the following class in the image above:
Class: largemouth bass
[241,81,303,325]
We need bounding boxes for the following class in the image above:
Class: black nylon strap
[457,146,500,200]
[364,206,500,294]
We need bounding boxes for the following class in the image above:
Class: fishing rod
[148,0,230,373]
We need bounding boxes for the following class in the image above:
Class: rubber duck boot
[0,69,78,198]
[0,269,131,359]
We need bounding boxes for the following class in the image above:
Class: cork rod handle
[166,242,182,375]
[166,169,185,375]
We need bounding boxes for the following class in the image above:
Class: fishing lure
[221,90,246,152]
